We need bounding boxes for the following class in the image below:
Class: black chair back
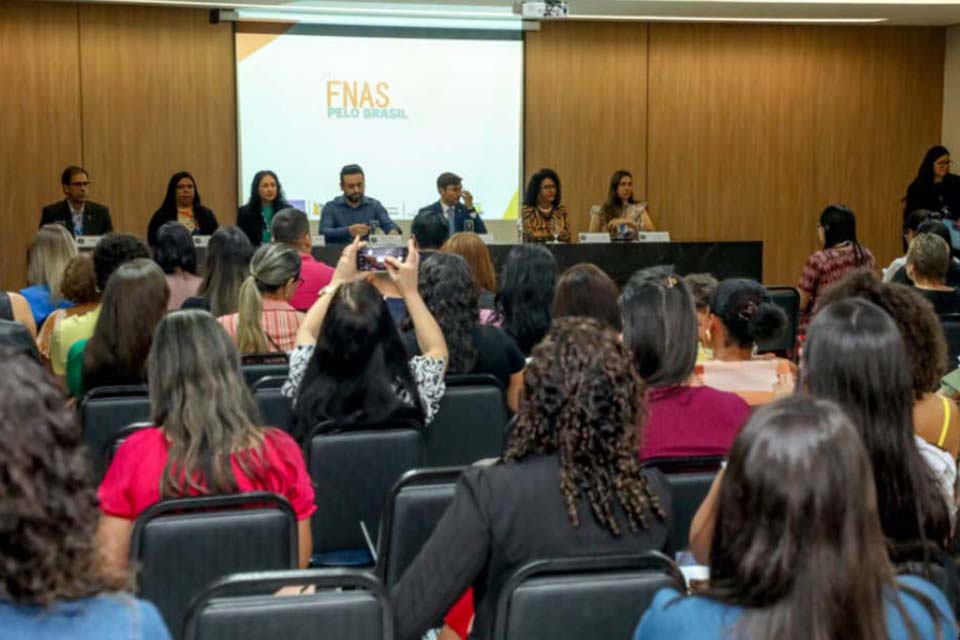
[79,385,150,478]
[644,456,724,550]
[940,314,960,369]
[493,552,684,640]
[242,363,289,389]
[376,467,462,589]
[426,374,509,466]
[184,569,393,640]
[130,492,298,640]
[306,423,424,566]
[101,421,152,473]
[252,376,293,432]
[757,286,799,355]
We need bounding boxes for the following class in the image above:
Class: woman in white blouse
[588,170,655,239]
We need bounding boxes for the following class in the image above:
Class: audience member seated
[284,238,448,442]
[50,234,149,379]
[885,209,935,281]
[797,204,876,339]
[520,168,570,243]
[97,311,316,578]
[684,272,718,362]
[552,263,621,330]
[182,226,254,315]
[905,232,960,316]
[0,321,41,361]
[66,260,169,398]
[237,170,291,246]
[0,291,36,338]
[621,268,750,460]
[391,318,671,640]
[816,270,960,464]
[20,223,76,328]
[147,171,219,246]
[690,299,951,567]
[588,169,655,239]
[0,351,171,639]
[403,253,524,412]
[890,219,960,287]
[153,222,202,311]
[218,243,303,354]
[636,396,956,640]
[701,278,792,406]
[440,232,497,310]
[271,208,334,311]
[37,254,99,365]
[411,208,450,254]
[487,245,557,357]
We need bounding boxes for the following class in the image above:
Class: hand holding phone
[356,245,408,272]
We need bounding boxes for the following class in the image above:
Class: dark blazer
[40,200,113,236]
[904,173,960,225]
[390,455,672,640]
[237,201,291,247]
[147,206,219,246]
[418,200,487,235]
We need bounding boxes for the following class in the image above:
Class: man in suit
[40,166,113,237]
[418,172,487,235]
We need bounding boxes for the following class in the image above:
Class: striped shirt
[218,298,303,353]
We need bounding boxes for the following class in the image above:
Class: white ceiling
[54,0,960,25]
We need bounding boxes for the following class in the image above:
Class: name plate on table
[311,235,326,247]
[193,235,211,247]
[368,234,404,247]
[579,232,612,244]
[477,234,495,245]
[637,231,671,243]
[75,235,103,248]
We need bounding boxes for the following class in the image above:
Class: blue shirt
[634,575,956,640]
[0,594,172,640]
[20,284,73,328]
[319,195,399,244]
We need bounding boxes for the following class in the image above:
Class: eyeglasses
[69,181,91,187]
[935,161,954,168]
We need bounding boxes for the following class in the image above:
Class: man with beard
[319,164,400,244]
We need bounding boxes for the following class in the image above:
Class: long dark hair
[552,263,621,331]
[914,145,951,185]
[153,222,198,275]
[294,280,423,441]
[620,266,698,386]
[245,170,290,212]
[158,171,201,216]
[413,253,477,373]
[820,204,868,266]
[600,169,635,224]
[709,279,786,350]
[197,226,254,317]
[83,259,170,390]
[504,317,665,535]
[706,395,944,640]
[496,245,558,356]
[522,168,562,208]
[803,299,951,548]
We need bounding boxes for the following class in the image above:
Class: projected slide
[236,27,523,220]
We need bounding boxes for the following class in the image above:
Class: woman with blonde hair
[37,254,100,363]
[441,232,497,310]
[20,224,77,327]
[218,242,303,354]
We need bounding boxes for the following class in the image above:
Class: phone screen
[356,245,408,272]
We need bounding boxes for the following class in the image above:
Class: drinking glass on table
[370,220,382,240]
[464,219,475,234]
[549,215,563,243]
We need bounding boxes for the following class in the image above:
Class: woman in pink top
[97,310,315,580]
[620,267,750,460]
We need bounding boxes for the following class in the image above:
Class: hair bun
[750,302,787,343]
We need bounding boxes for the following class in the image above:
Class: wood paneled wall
[0,6,944,290]
[526,22,944,284]
[0,1,235,291]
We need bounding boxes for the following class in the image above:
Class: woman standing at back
[904,145,960,223]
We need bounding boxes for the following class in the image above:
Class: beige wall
[943,25,960,157]
[0,4,945,289]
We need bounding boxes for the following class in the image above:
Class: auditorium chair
[757,286,800,356]
[426,374,510,466]
[130,492,299,640]
[241,353,289,389]
[376,467,463,589]
[251,376,294,432]
[305,422,424,567]
[183,569,393,640]
[940,314,960,368]
[492,552,684,640]
[78,384,150,478]
[642,456,724,550]
[100,421,151,473]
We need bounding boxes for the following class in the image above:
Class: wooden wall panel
[78,4,237,239]
[525,22,649,236]
[647,25,943,284]
[0,1,83,291]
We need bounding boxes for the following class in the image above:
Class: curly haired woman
[390,317,672,640]
[0,350,171,638]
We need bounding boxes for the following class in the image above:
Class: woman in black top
[904,145,960,224]
[404,253,525,411]
[237,170,292,246]
[147,171,219,246]
[391,317,671,640]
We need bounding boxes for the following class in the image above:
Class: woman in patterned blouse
[521,168,571,243]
